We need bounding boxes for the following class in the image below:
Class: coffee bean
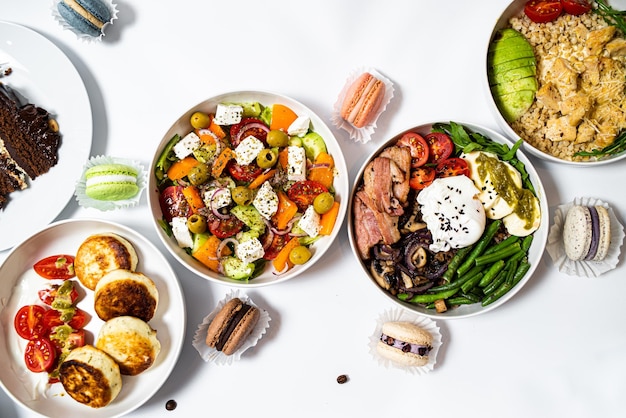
[165,399,177,411]
[336,374,348,384]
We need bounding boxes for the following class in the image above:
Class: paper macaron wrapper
[331,67,395,144]
[51,0,118,43]
[192,289,271,365]
[369,308,442,375]
[74,155,147,211]
[547,197,624,277]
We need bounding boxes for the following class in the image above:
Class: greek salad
[155,101,340,281]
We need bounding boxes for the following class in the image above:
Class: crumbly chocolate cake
[0,82,61,209]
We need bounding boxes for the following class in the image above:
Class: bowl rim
[484,0,626,166]
[347,120,549,319]
[148,89,349,287]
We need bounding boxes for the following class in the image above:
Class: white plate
[0,219,186,418]
[0,21,93,250]
[149,90,349,287]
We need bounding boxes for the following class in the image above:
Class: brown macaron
[205,298,260,356]
[340,72,386,128]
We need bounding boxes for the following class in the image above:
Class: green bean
[474,242,522,266]
[504,259,520,286]
[483,268,507,295]
[521,235,533,252]
[447,297,476,305]
[481,282,513,306]
[430,264,483,292]
[456,220,502,276]
[511,260,531,286]
[483,235,519,255]
[478,259,506,287]
[441,245,473,283]
[461,272,484,294]
[460,292,482,303]
[402,288,460,304]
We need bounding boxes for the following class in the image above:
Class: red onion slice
[233,121,270,144]
[210,188,231,220]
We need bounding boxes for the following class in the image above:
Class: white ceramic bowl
[485,0,626,166]
[347,122,549,319]
[148,91,349,287]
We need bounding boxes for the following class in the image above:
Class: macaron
[205,298,260,356]
[563,204,612,262]
[376,321,432,367]
[85,163,139,201]
[340,72,386,128]
[57,0,112,38]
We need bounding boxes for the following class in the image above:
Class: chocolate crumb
[336,374,348,384]
[165,399,178,411]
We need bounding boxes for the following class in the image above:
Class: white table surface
[2,1,626,417]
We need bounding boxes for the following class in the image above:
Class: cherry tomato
[159,185,192,223]
[227,161,263,182]
[425,132,454,164]
[262,233,289,260]
[38,284,79,307]
[43,308,88,331]
[287,180,328,211]
[51,328,85,352]
[396,132,429,168]
[229,118,269,147]
[24,337,56,373]
[560,0,591,15]
[409,167,436,190]
[207,213,244,239]
[524,0,562,23]
[14,305,48,340]
[33,255,75,280]
[435,158,470,178]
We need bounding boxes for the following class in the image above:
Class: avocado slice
[490,57,537,74]
[491,76,538,96]
[493,90,537,123]
[301,132,327,161]
[488,65,537,85]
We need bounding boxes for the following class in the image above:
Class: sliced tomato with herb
[524,0,562,23]
[24,337,57,373]
[38,283,79,307]
[409,167,436,190]
[14,305,48,340]
[436,158,470,178]
[227,161,263,182]
[262,232,289,260]
[159,185,192,223]
[43,308,88,331]
[229,117,270,147]
[425,132,454,164]
[33,255,75,280]
[287,180,328,211]
[560,0,591,15]
[397,132,429,168]
[207,213,245,239]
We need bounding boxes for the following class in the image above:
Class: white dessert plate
[0,21,93,251]
[0,219,186,418]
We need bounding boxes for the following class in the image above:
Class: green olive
[266,129,289,147]
[188,163,210,185]
[232,186,254,206]
[289,245,312,265]
[190,111,211,129]
[313,192,334,214]
[187,214,207,234]
[256,149,277,169]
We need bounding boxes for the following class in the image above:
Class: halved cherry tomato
[287,180,328,211]
[262,232,289,260]
[435,158,470,178]
[229,118,269,147]
[397,132,429,168]
[33,255,75,280]
[38,284,79,307]
[159,185,192,223]
[524,0,562,23]
[227,161,263,182]
[24,337,56,373]
[560,0,591,15]
[425,132,454,164]
[14,305,48,340]
[207,213,245,239]
[409,167,436,190]
[43,308,88,331]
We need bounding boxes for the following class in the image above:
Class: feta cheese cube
[298,205,321,238]
[203,187,231,209]
[173,132,201,160]
[252,181,279,220]
[287,145,307,181]
[235,237,265,264]
[287,115,310,137]
[213,103,243,125]
[235,135,265,166]
[171,216,194,248]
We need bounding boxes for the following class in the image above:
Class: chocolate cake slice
[0,82,61,209]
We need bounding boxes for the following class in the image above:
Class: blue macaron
[57,0,112,38]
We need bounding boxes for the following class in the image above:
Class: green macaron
[85,163,139,201]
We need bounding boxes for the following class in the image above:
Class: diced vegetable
[248,169,276,189]
[212,148,235,178]
[272,236,300,272]
[307,152,334,188]
[270,104,298,131]
[273,191,298,230]
[166,156,199,180]
[182,185,205,213]
[319,201,340,235]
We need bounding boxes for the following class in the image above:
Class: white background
[2,1,626,417]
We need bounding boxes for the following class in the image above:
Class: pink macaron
[340,72,386,128]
